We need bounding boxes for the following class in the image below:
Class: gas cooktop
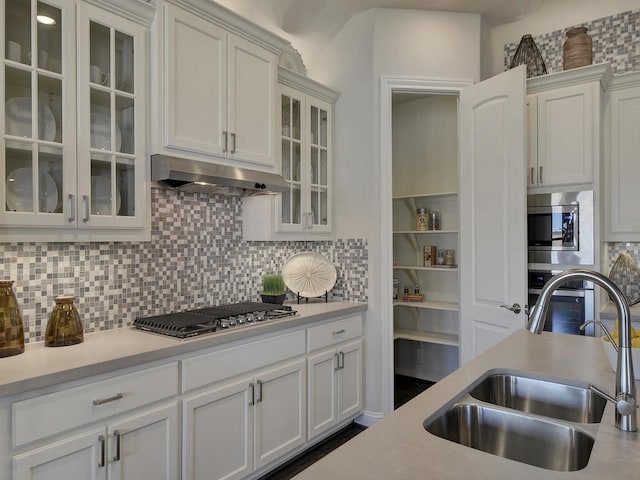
[132,302,297,339]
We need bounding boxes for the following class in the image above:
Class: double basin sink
[423,371,607,472]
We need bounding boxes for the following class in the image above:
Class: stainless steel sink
[424,403,595,472]
[468,373,607,423]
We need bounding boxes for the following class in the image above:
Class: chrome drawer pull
[68,194,76,222]
[256,380,263,403]
[93,392,124,405]
[98,435,106,467]
[112,430,121,461]
[334,353,340,371]
[249,382,255,406]
[332,329,346,335]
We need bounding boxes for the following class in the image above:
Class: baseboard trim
[355,410,384,427]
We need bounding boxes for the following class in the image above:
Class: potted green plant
[261,274,286,304]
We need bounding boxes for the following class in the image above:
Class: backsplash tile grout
[1,187,367,343]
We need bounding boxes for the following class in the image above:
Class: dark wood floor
[258,375,433,479]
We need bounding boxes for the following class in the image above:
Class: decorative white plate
[6,167,58,212]
[5,97,56,141]
[91,176,121,215]
[90,113,122,151]
[282,252,337,298]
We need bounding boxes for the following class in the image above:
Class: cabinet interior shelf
[394,265,459,272]
[392,192,457,200]
[393,229,458,235]
[394,300,458,311]
[393,329,459,347]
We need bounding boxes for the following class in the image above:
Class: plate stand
[295,291,329,304]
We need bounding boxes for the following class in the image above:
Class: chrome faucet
[527,268,637,432]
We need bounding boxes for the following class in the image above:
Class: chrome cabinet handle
[230,132,236,154]
[93,392,124,406]
[256,380,263,403]
[82,195,90,222]
[68,194,76,222]
[500,303,522,315]
[98,435,106,467]
[332,329,346,336]
[112,430,121,462]
[539,166,543,183]
[530,167,535,185]
[308,211,314,229]
[334,353,340,371]
[249,382,255,406]
[339,351,345,370]
[222,131,228,153]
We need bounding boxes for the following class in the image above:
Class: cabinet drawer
[307,315,362,352]
[13,362,178,448]
[182,329,306,392]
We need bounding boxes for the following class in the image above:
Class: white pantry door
[459,66,528,365]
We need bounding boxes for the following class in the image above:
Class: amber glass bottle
[45,296,84,347]
[0,281,25,357]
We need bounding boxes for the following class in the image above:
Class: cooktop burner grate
[132,302,296,339]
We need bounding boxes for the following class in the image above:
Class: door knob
[500,303,522,315]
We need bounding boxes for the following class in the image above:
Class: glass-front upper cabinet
[76,2,146,229]
[278,84,333,235]
[2,0,75,226]
[1,1,149,240]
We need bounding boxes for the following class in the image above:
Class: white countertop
[293,330,640,479]
[0,301,366,398]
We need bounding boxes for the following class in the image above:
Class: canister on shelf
[45,295,84,347]
[445,249,455,266]
[416,208,429,231]
[429,211,440,230]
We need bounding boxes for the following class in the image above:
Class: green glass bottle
[45,296,84,347]
[0,281,25,357]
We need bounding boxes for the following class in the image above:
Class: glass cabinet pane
[37,77,61,142]
[116,158,134,216]
[5,68,32,138]
[38,147,63,213]
[310,106,318,145]
[90,22,110,88]
[319,150,327,186]
[90,153,116,216]
[90,89,112,150]
[5,143,32,212]
[115,31,134,93]
[116,95,134,154]
[310,146,318,184]
[292,98,301,140]
[319,108,327,147]
[36,1,62,74]
[282,95,291,138]
[5,0,30,65]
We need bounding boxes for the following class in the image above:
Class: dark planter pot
[261,294,286,305]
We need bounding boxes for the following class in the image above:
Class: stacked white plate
[5,167,58,212]
[5,97,56,141]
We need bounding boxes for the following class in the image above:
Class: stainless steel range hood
[151,154,288,197]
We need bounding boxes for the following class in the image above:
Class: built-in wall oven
[527,190,593,265]
[528,270,595,336]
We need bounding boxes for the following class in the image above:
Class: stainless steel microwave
[527,190,593,265]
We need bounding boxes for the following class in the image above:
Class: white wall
[312,8,480,420]
[483,0,640,78]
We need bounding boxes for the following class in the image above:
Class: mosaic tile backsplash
[504,8,640,75]
[1,187,368,343]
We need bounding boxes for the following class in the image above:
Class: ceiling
[217,0,547,68]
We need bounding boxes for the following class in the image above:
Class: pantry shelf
[393,329,459,347]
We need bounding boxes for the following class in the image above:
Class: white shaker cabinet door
[13,428,106,480]
[108,403,179,480]
[535,83,595,187]
[228,35,277,167]
[606,78,640,240]
[164,4,227,156]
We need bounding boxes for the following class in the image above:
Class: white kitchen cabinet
[0,0,151,241]
[183,359,306,480]
[156,1,286,169]
[604,71,640,241]
[243,67,339,240]
[10,362,179,480]
[181,330,307,480]
[13,403,178,480]
[306,315,363,440]
[526,64,612,189]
